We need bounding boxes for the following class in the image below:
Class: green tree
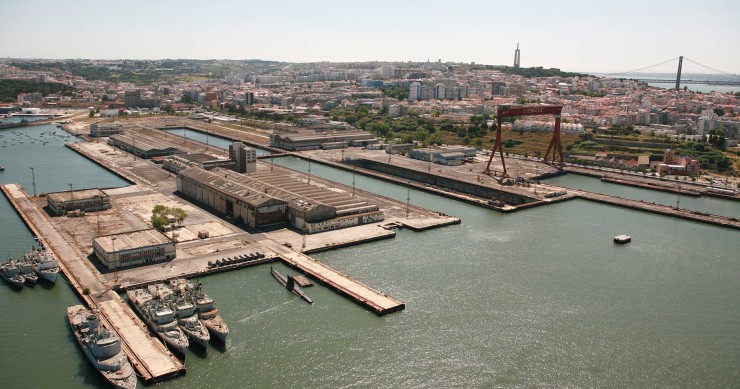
[151,215,168,230]
[171,207,188,226]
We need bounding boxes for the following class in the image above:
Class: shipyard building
[228,142,257,173]
[108,133,183,159]
[408,146,478,166]
[47,189,111,216]
[270,125,378,151]
[92,229,176,270]
[162,153,236,173]
[176,167,383,233]
[89,123,124,137]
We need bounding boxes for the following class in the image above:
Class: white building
[229,141,257,173]
[409,82,421,101]
[92,229,176,270]
[90,123,124,137]
[435,83,446,100]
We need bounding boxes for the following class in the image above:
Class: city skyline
[1,0,739,74]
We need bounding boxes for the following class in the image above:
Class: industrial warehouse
[270,125,379,151]
[46,188,111,216]
[176,167,384,233]
[108,132,184,158]
[92,229,176,270]
[89,123,124,137]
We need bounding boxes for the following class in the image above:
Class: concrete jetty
[1,183,185,384]
[261,239,405,315]
[294,151,739,230]
[574,189,740,229]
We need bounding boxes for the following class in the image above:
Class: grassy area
[441,127,580,156]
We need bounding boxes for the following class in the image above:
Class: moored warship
[126,287,189,356]
[148,283,210,348]
[0,259,25,288]
[170,278,229,342]
[67,304,137,389]
[29,247,59,283]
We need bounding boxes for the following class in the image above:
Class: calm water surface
[163,128,272,156]
[545,173,740,218]
[1,136,738,388]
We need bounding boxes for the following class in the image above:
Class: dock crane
[484,104,565,177]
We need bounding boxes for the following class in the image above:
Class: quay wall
[159,125,283,153]
[279,154,535,213]
[576,192,740,230]
[349,159,537,205]
[64,143,137,185]
[0,184,186,383]
[600,177,702,197]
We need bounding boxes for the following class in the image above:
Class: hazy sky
[1,0,738,73]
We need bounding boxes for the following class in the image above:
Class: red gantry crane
[484,104,565,177]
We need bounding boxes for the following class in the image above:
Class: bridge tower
[675,55,683,90]
[513,43,520,69]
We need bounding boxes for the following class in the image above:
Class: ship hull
[67,305,137,389]
[204,323,228,343]
[182,326,209,348]
[127,293,188,357]
[1,273,24,288]
[35,269,58,283]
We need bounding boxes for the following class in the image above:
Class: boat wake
[237,300,294,323]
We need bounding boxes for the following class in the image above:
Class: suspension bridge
[605,56,740,89]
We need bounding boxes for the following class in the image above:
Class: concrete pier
[260,239,405,315]
[296,151,739,230]
[565,165,740,201]
[1,184,185,384]
[574,189,740,229]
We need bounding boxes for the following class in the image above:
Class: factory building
[228,142,257,173]
[162,153,236,173]
[92,229,175,270]
[47,189,111,216]
[177,167,384,233]
[108,132,184,159]
[177,168,289,229]
[408,146,478,166]
[270,126,378,151]
[89,123,124,137]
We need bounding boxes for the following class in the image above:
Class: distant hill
[0,79,76,101]
[490,65,588,78]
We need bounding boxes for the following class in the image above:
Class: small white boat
[614,235,631,244]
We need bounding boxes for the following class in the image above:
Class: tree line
[0,79,76,102]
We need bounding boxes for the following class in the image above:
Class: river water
[544,174,740,218]
[163,128,273,156]
[1,129,738,388]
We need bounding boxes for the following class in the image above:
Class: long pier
[1,183,185,384]
[574,189,740,229]
[260,239,405,315]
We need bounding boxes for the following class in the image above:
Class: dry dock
[1,183,185,384]
[260,239,405,315]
